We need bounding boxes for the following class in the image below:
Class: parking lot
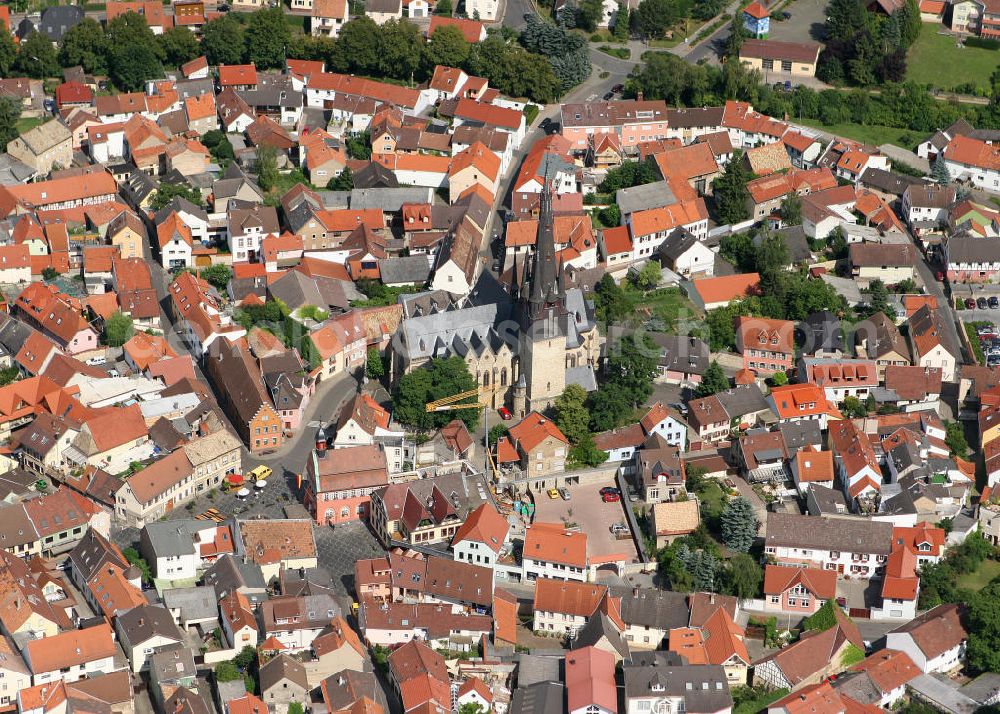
[533,480,643,577]
[764,0,828,45]
[971,322,1000,367]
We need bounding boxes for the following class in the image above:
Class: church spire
[528,175,558,312]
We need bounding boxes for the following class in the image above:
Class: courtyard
[532,478,643,579]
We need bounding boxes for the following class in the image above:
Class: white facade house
[942,136,1000,193]
[23,625,119,685]
[885,604,967,674]
[764,513,893,578]
[161,235,193,269]
[463,0,498,19]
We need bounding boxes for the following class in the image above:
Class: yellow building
[739,39,822,78]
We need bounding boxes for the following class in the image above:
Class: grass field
[907,28,999,91]
[15,117,44,135]
[957,558,1000,590]
[598,45,630,59]
[626,286,700,333]
[794,118,920,150]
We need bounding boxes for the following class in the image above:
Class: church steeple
[527,176,559,318]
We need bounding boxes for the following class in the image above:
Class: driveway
[765,0,829,45]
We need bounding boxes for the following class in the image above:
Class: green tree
[328,167,354,191]
[423,25,471,74]
[826,0,866,43]
[214,661,242,683]
[245,7,292,69]
[458,704,484,714]
[594,274,631,324]
[931,153,951,185]
[770,371,788,387]
[712,150,753,224]
[335,17,381,75]
[721,552,762,600]
[724,13,749,56]
[200,264,233,292]
[366,347,385,380]
[598,158,658,192]
[612,4,630,39]
[0,97,21,152]
[256,144,279,192]
[59,18,109,74]
[554,384,591,444]
[150,182,203,211]
[202,15,245,66]
[588,386,633,431]
[122,547,152,583]
[577,0,605,31]
[105,311,135,347]
[780,192,802,225]
[0,22,13,77]
[288,704,304,714]
[605,334,658,409]
[111,43,164,92]
[696,361,729,397]
[569,432,609,467]
[15,32,59,78]
[41,267,59,281]
[488,423,508,447]
[0,366,19,387]
[393,356,480,430]
[841,395,868,418]
[108,11,164,59]
[633,260,662,290]
[377,19,424,81]
[945,420,969,456]
[436,0,453,13]
[720,496,758,552]
[233,645,257,670]
[802,600,839,631]
[599,204,621,227]
[633,0,688,38]
[158,26,201,68]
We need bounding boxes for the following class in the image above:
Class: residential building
[566,647,617,714]
[738,39,821,77]
[763,512,893,577]
[885,603,967,673]
[302,441,388,526]
[115,604,184,672]
[762,565,836,615]
[6,120,73,175]
[735,316,795,374]
[522,522,588,582]
[23,623,118,685]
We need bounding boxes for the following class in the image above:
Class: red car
[498,407,512,420]
[967,298,978,309]
[936,271,945,282]
[600,487,622,502]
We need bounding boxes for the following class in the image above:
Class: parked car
[979,297,989,309]
[989,297,999,309]
[602,491,621,502]
[559,488,571,501]
[539,117,552,131]
[603,91,614,100]
[978,325,996,335]
[547,488,560,499]
[612,83,624,93]
[498,406,512,420]
[967,298,978,309]
[610,523,629,535]
[86,356,107,366]
[936,271,945,282]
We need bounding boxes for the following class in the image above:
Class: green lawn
[627,286,699,333]
[957,558,1000,591]
[598,45,630,59]
[15,117,44,135]
[907,28,999,91]
[794,118,919,150]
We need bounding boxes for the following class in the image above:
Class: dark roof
[37,5,84,41]
[510,682,565,714]
[259,653,309,693]
[860,168,924,196]
[648,333,710,376]
[799,310,845,353]
[623,663,732,713]
[117,604,184,647]
[767,225,813,264]
[379,256,431,286]
[658,228,701,261]
[612,586,689,630]
[765,512,893,553]
[353,162,399,189]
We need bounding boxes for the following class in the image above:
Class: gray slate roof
[379,256,431,286]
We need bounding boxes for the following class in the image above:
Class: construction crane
[426,384,505,480]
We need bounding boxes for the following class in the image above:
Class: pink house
[763,565,837,615]
[13,282,99,355]
[559,99,670,153]
[566,646,617,714]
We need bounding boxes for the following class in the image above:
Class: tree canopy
[105,312,135,348]
[393,357,480,430]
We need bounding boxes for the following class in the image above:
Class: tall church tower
[518,180,567,414]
